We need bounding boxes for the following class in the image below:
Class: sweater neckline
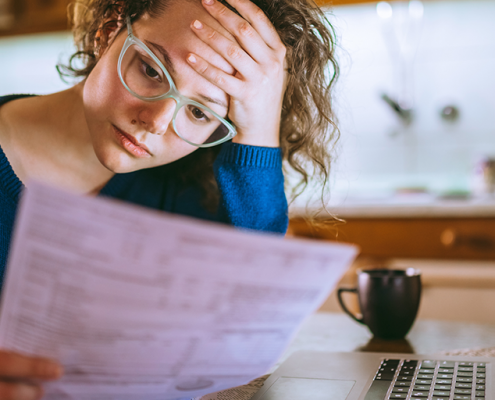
[0,140,131,201]
[0,144,23,203]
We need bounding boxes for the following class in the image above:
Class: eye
[189,106,211,123]
[140,60,162,82]
[145,64,159,78]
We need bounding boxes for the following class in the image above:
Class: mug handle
[337,287,364,324]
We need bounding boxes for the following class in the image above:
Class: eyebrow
[146,40,228,111]
[198,94,228,110]
[146,40,176,74]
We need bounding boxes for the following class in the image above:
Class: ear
[94,3,125,59]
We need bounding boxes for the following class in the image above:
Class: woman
[0,0,338,397]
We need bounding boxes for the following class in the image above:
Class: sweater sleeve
[213,142,288,234]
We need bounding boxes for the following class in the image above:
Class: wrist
[232,127,280,148]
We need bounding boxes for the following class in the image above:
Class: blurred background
[1,0,494,323]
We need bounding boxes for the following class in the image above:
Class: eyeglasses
[117,17,237,148]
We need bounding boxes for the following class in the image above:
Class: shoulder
[0,94,38,143]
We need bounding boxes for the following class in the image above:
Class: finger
[186,53,242,97]
[0,351,63,380]
[202,0,285,54]
[200,0,272,63]
[0,381,43,400]
[191,20,260,76]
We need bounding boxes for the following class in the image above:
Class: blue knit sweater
[0,95,288,290]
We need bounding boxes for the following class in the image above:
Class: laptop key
[455,377,472,383]
[435,379,452,385]
[420,360,437,369]
[476,379,485,384]
[434,385,451,390]
[392,387,409,393]
[438,368,454,373]
[440,361,455,368]
[433,391,451,396]
[389,394,407,399]
[455,389,472,394]
[437,374,453,379]
[455,383,472,388]
[397,376,413,381]
[476,385,485,390]
[395,381,411,387]
[456,372,473,377]
[458,367,473,372]
[476,373,486,378]
[416,379,432,385]
[476,391,485,396]
[417,374,433,379]
[376,373,395,380]
[411,392,429,397]
[363,380,391,400]
[454,396,471,400]
[414,385,431,391]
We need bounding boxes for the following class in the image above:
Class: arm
[213,142,288,234]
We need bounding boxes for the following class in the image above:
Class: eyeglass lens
[120,43,231,146]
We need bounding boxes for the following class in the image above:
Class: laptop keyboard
[364,358,487,400]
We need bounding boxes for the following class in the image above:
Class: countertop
[289,195,495,218]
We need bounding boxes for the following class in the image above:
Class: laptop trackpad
[259,377,355,400]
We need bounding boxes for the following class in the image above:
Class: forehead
[133,0,234,76]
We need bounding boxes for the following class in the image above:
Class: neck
[1,82,115,194]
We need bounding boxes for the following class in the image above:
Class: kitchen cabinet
[0,0,381,37]
[0,0,70,37]
[289,217,495,260]
[316,0,377,5]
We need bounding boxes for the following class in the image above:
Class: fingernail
[187,54,197,64]
[51,364,64,378]
[203,0,214,5]
[43,362,63,378]
[193,20,203,29]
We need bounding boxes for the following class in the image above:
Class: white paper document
[0,182,358,400]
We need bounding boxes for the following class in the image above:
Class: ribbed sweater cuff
[216,142,282,169]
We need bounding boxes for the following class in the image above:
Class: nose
[136,98,177,135]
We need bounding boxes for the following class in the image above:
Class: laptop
[250,351,491,400]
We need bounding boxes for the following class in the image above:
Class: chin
[94,146,147,174]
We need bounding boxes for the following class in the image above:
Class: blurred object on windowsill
[472,156,495,199]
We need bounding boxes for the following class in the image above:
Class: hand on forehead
[137,0,236,76]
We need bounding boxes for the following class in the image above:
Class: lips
[112,125,152,158]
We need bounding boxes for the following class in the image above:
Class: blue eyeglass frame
[117,17,237,148]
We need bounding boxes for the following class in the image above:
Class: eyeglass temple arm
[126,16,132,35]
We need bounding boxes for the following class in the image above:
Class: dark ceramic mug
[337,268,422,340]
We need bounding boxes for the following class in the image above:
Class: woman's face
[83,0,234,173]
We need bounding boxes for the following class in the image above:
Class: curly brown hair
[59,0,339,214]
